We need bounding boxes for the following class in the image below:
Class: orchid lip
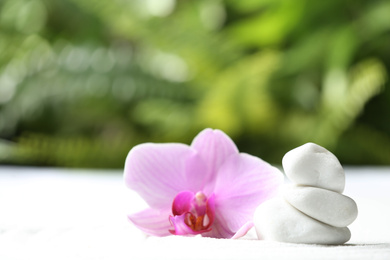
[169,191,215,235]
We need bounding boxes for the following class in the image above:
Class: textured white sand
[0,166,389,260]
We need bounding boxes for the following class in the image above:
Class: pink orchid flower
[124,129,283,238]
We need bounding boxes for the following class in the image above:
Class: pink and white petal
[191,129,239,191]
[124,143,202,209]
[183,151,210,193]
[128,208,172,237]
[203,214,235,239]
[172,191,194,216]
[213,153,284,233]
[231,221,254,239]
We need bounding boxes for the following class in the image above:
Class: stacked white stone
[254,143,358,244]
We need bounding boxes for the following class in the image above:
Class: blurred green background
[0,0,390,168]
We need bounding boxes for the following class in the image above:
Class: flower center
[169,191,215,235]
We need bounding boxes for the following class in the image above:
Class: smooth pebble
[283,186,358,227]
[254,198,351,244]
[282,143,345,193]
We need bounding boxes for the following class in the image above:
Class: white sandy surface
[0,166,389,260]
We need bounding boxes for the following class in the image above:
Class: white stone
[282,143,345,193]
[283,186,358,227]
[254,198,351,244]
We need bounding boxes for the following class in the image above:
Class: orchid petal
[128,208,171,237]
[213,153,284,233]
[231,221,254,239]
[172,191,194,216]
[191,129,239,192]
[204,214,235,238]
[124,143,204,209]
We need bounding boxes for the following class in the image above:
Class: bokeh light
[0,0,390,168]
